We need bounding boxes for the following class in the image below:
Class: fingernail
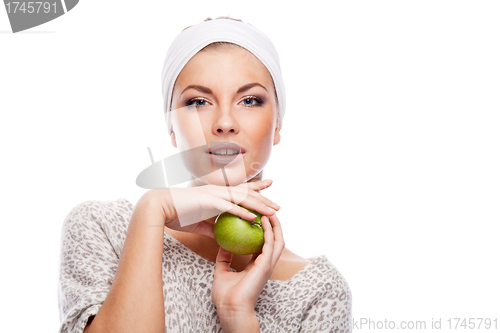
[274,202,281,210]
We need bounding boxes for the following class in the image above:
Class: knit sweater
[58,198,352,332]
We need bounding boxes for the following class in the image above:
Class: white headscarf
[161,18,286,135]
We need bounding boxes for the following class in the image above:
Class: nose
[212,107,239,135]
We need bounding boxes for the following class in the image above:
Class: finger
[213,191,275,220]
[256,193,281,211]
[244,218,269,271]
[245,215,273,272]
[242,252,259,272]
[238,216,274,289]
[210,186,272,219]
[214,246,233,274]
[268,213,285,266]
[215,180,279,213]
[195,221,215,239]
[259,215,275,267]
[244,179,273,194]
[239,189,281,212]
[213,198,258,221]
[233,196,277,218]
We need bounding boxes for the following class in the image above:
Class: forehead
[174,47,273,90]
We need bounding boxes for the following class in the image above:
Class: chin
[190,170,243,187]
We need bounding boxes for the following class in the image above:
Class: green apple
[214,206,264,255]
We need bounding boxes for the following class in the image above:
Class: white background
[1,1,499,332]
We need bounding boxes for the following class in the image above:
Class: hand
[211,213,285,328]
[147,180,280,239]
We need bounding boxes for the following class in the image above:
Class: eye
[240,96,263,107]
[186,98,210,108]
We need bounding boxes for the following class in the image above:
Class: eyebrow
[180,82,268,97]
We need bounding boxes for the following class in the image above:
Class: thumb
[243,251,260,271]
[215,247,233,273]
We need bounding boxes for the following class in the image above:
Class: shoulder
[299,256,352,330]
[63,198,134,227]
[311,255,351,295]
[305,255,352,318]
[61,198,134,251]
[286,253,351,300]
[257,255,352,330]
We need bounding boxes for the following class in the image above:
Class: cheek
[172,109,208,149]
[247,120,275,155]
[257,113,277,143]
[246,129,274,175]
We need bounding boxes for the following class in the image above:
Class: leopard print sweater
[58,198,352,332]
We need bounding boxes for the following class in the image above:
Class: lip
[207,152,244,166]
[206,142,246,154]
[206,142,245,166]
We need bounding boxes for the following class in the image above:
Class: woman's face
[170,45,281,186]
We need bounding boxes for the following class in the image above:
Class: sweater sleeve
[299,274,352,333]
[57,201,120,333]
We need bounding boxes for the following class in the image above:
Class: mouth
[206,142,245,165]
[206,142,246,155]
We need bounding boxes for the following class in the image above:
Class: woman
[58,16,352,333]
